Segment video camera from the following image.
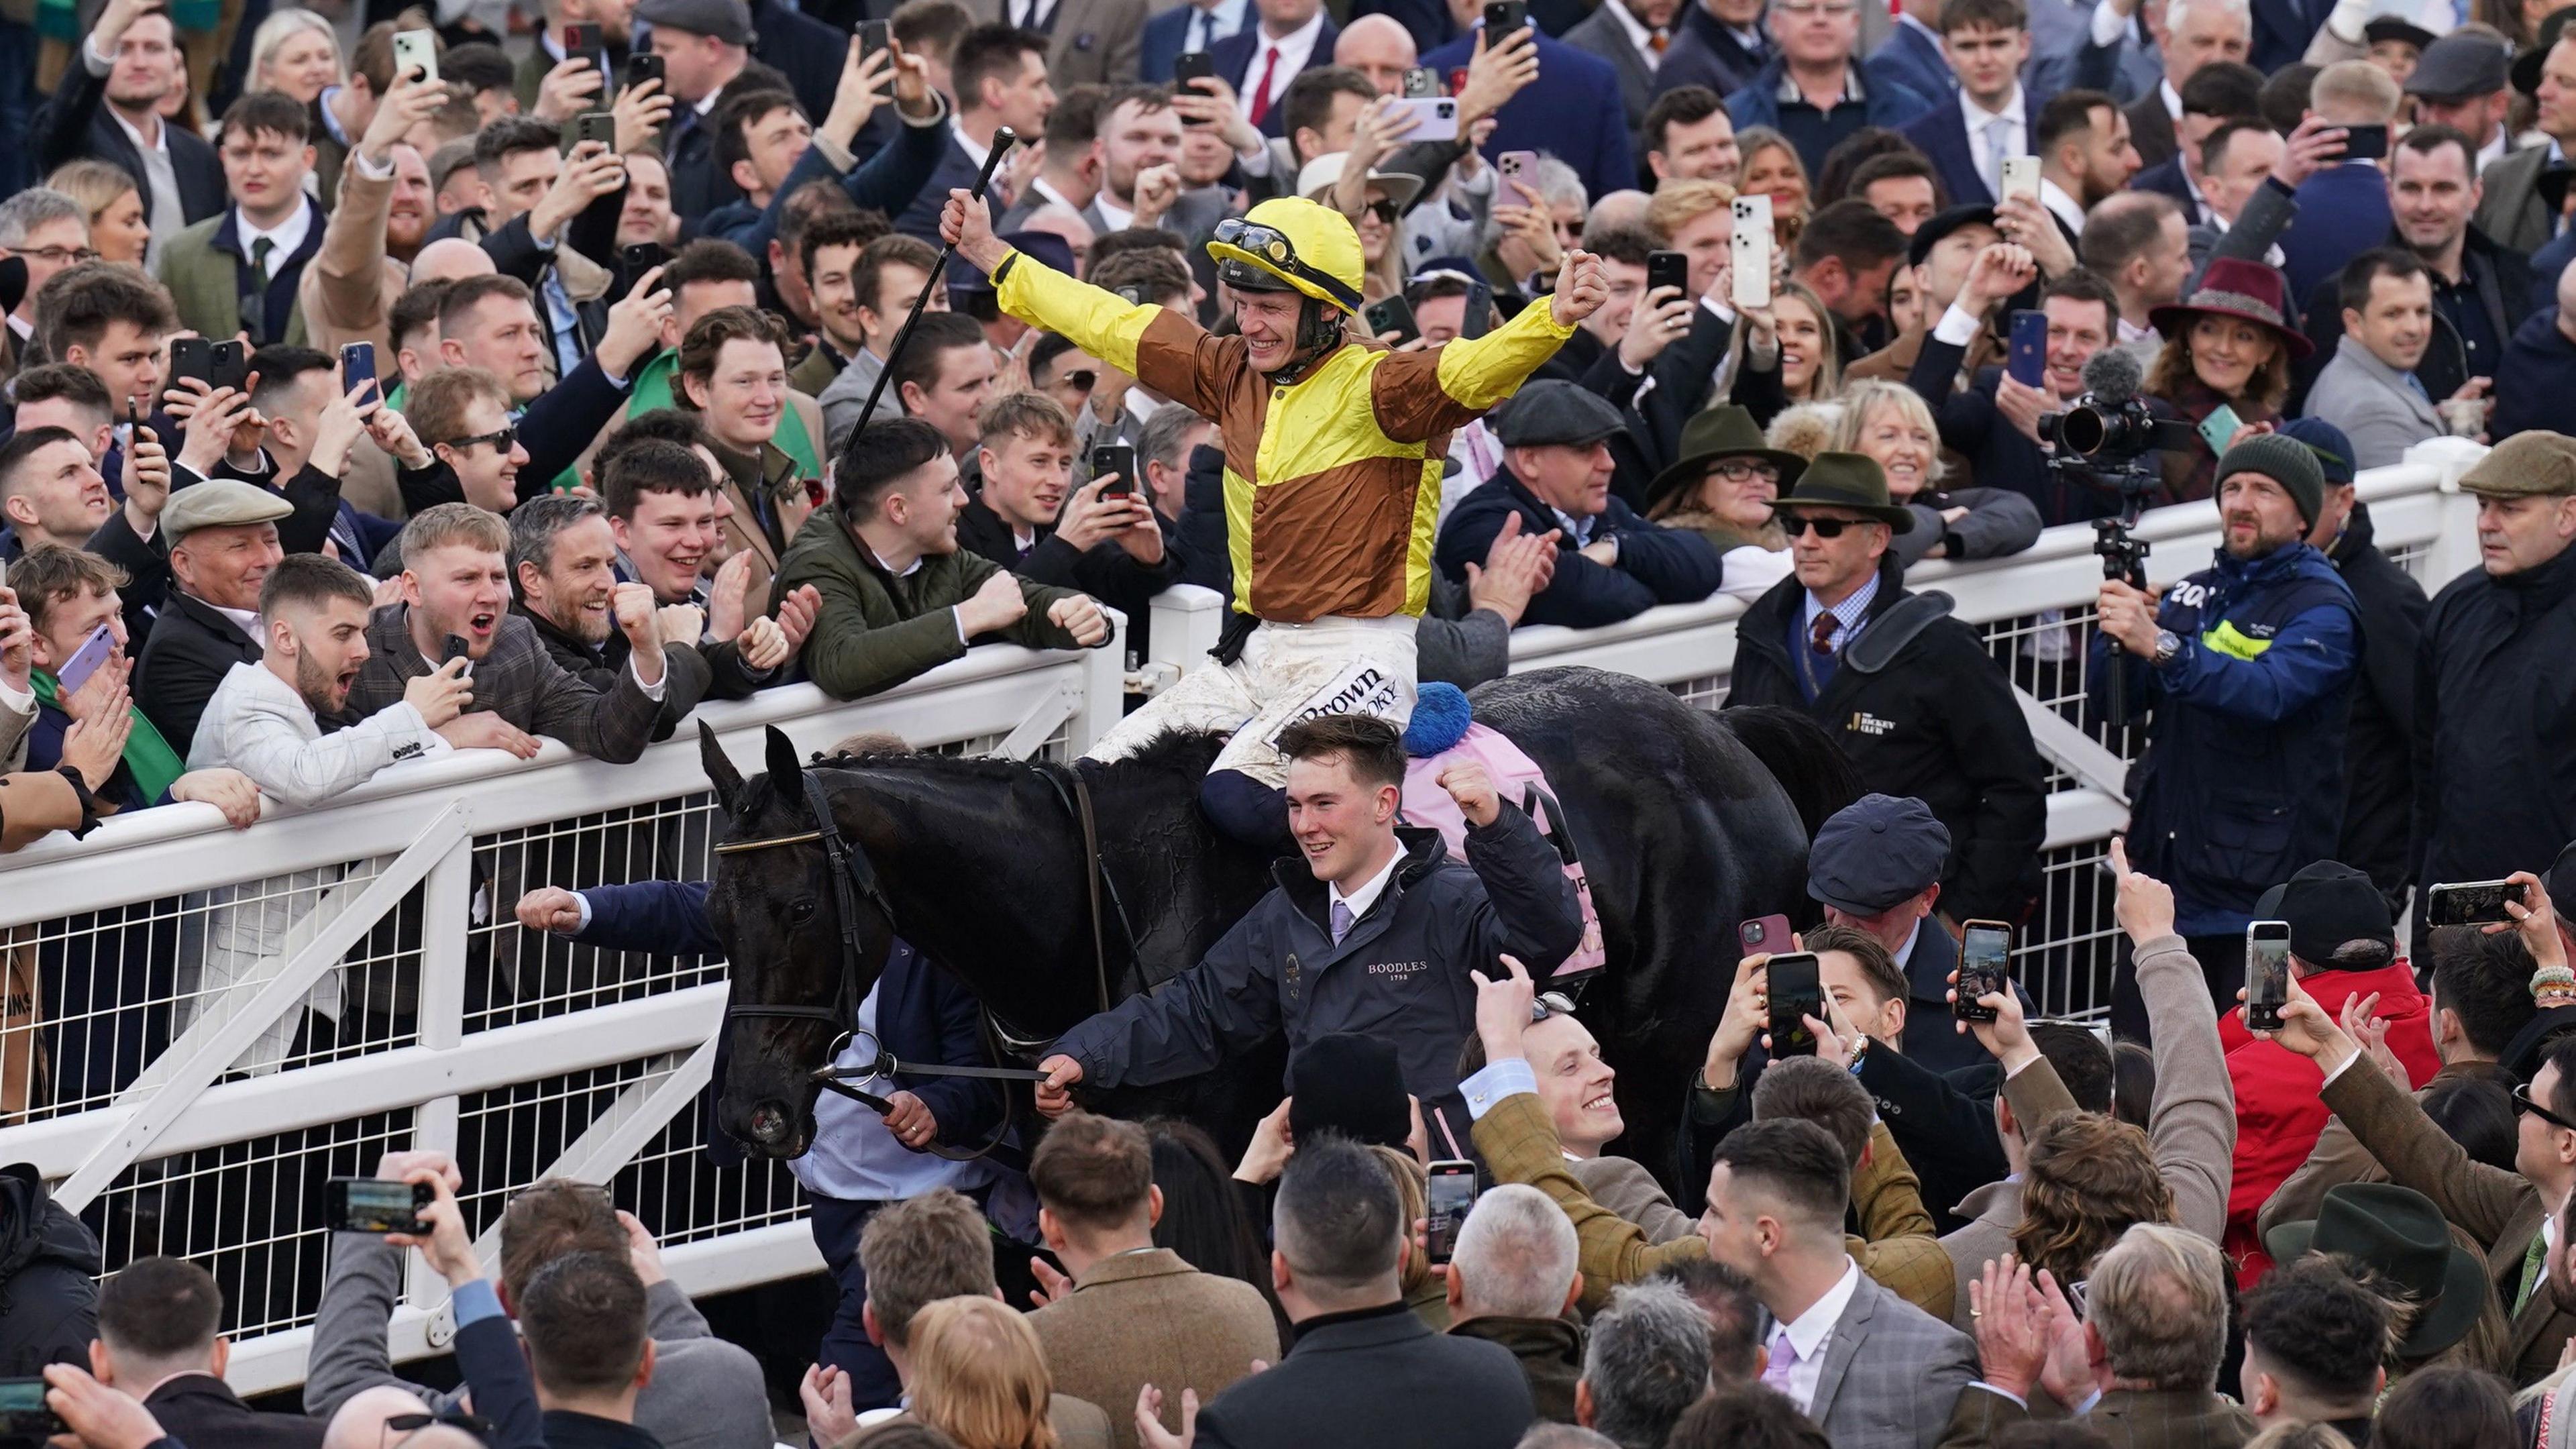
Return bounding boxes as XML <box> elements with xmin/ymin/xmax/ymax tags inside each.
<box><xmin>2037</xmin><ymin>348</ymin><xmax>2198</xmax><ymax>720</ymax></box>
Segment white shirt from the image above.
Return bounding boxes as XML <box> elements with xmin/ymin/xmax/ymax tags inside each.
<box><xmin>788</xmin><ymin>977</ymin><xmax>997</xmax><ymax>1202</ymax></box>
<box><xmin>953</xmin><ymin>119</ymin><xmax>994</xmax><ymax>173</ymax></box>
<box><xmin>2037</xmin><ymin>175</ymin><xmax>2087</xmax><ymax>237</ymax></box>
<box><xmin>1328</xmin><ymin>841</ymin><xmax>1405</xmax><ymax>926</ymax></box>
<box><xmin>2479</xmin><ymin>128</ymin><xmax>2510</xmax><ymax>172</ymax></box>
<box><xmin>1093</xmin><ymin>191</ymin><xmax>1136</xmax><ymax>230</ymax></box>
<box><xmin>1961</xmin><ymin>85</ymin><xmax>2027</xmax><ymax>198</ymax></box>
<box><xmin>1013</xmin><ymin>0</ymin><xmax>1055</xmax><ymax>28</ymax></box>
<box><xmin>1238</xmin><ymin>9</ymin><xmax>1326</xmax><ymax>104</ymax></box>
<box><xmin>1769</xmin><ymin>1259</ymin><xmax>1863</xmax><ymax>1415</ymax></box>
<box><xmin>98</xmin><ymin>75</ymin><xmax>183</xmax><ymax>266</ymax></box>
<box><xmin>1183</xmin><ymin>0</ymin><xmax>1250</xmax><ymax>52</ymax></box>
<box><xmin>1605</xmin><ymin>0</ymin><xmax>1666</xmax><ymax>69</ymax></box>
<box><xmin>236</xmin><ymin>196</ymin><xmax>316</xmax><ymax>273</ymax></box>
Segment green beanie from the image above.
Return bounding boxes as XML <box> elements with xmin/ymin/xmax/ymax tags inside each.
<box><xmin>2214</xmin><ymin>432</ymin><xmax>2326</xmax><ymax>528</ymax></box>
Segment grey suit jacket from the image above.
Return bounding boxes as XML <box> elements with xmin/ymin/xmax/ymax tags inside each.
<box><xmin>1561</xmin><ymin>6</ymin><xmax>1654</xmax><ymax>132</ymax></box>
<box><xmin>1939</xmin><ymin>1177</ymin><xmax>2020</xmax><ymax>1334</ymax></box>
<box><xmin>1810</xmin><ymin>1271</ymin><xmax>1980</xmax><ymax>1449</ymax></box>
<box><xmin>343</xmin><ymin>604</ymin><xmax>668</xmax><ymax>765</ymax></box>
<box><xmin>976</xmin><ymin>0</ymin><xmax>1148</xmax><ymax>86</ymax></box>
<box><xmin>2476</xmin><ymin>144</ymin><xmax>2554</xmax><ymax>260</ymax></box>
<box><xmin>304</xmin><ymin>1234</ymin><xmax>775</xmax><ymax>1449</ymax></box>
<box><xmin>2303</xmin><ymin>337</ymin><xmax>2444</xmax><ymax>469</ymax></box>
<box><xmin>1081</xmin><ymin>187</ymin><xmax>1232</xmax><ymax>246</ymax></box>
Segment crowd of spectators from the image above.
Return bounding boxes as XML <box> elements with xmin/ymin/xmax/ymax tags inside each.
<box><xmin>3</xmin><ymin>0</ymin><xmax>2576</xmax><ymax>1444</ymax></box>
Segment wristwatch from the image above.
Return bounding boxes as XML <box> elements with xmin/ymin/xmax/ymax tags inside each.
<box><xmin>2152</xmin><ymin>629</ymin><xmax>2184</xmax><ymax>667</ymax></box>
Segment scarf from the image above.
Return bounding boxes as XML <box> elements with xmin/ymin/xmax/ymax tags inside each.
<box><xmin>33</xmin><ymin>670</ymin><xmax>185</xmax><ymax>806</ymax></box>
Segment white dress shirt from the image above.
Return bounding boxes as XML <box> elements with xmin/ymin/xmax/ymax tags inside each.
<box><xmin>1769</xmin><ymin>1258</ymin><xmax>1863</xmax><ymax>1416</ymax></box>
<box><xmin>1328</xmin><ymin>841</ymin><xmax>1406</xmax><ymax>926</ymax></box>
<box><xmin>1961</xmin><ymin>85</ymin><xmax>2027</xmax><ymax>199</ymax></box>
<box><xmin>1093</xmin><ymin>191</ymin><xmax>1136</xmax><ymax>230</ymax></box>
<box><xmin>1605</xmin><ymin>0</ymin><xmax>1666</xmax><ymax>70</ymax></box>
<box><xmin>2037</xmin><ymin>175</ymin><xmax>2087</xmax><ymax>237</ymax></box>
<box><xmin>953</xmin><ymin>119</ymin><xmax>994</xmax><ymax>172</ymax></box>
<box><xmin>1238</xmin><ymin>9</ymin><xmax>1326</xmax><ymax>106</ymax></box>
<box><xmin>1183</xmin><ymin>0</ymin><xmax>1250</xmax><ymax>52</ymax></box>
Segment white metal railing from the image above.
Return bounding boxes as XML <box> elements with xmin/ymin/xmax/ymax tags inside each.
<box><xmin>0</xmin><ymin>436</ymin><xmax>2490</xmax><ymax>1395</ymax></box>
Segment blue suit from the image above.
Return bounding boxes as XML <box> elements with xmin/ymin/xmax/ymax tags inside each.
<box><xmin>700</xmin><ymin>103</ymin><xmax>952</xmax><ymax>252</ymax></box>
<box><xmin>2278</xmin><ymin>163</ymin><xmax>2394</xmax><ymax>312</ymax></box>
<box><xmin>1900</xmin><ymin>99</ymin><xmax>1991</xmax><ymax>205</ymax></box>
<box><xmin>2250</xmin><ymin>0</ymin><xmax>2335</xmax><ymax>74</ymax></box>
<box><xmin>894</xmin><ymin>131</ymin><xmax>989</xmax><ymax>241</ymax></box>
<box><xmin>1210</xmin><ymin>17</ymin><xmax>1342</xmax><ymax>138</ymax></box>
<box><xmin>1141</xmin><ymin>0</ymin><xmax>1249</xmax><ymax>80</ymax></box>
<box><xmin>1652</xmin><ymin>5</ymin><xmax>1768</xmax><ymax>101</ymax></box>
<box><xmin>1424</xmin><ymin>27</ymin><xmax>1635</xmax><ymax>206</ymax></box>
<box><xmin>1866</xmin><ymin>20</ymin><xmax>1955</xmax><ymax>108</ymax></box>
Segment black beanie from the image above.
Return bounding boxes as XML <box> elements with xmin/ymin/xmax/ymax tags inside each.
<box><xmin>1287</xmin><ymin>1033</ymin><xmax>1411</xmax><ymax>1148</ymax></box>
<box><xmin>2215</xmin><ymin>432</ymin><xmax>2328</xmax><ymax>528</ymax></box>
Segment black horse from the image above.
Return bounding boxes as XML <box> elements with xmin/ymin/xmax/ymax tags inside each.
<box><xmin>700</xmin><ymin>666</ymin><xmax>1858</xmax><ymax>1189</ymax></box>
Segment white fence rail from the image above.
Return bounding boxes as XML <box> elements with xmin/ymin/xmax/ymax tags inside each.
<box><xmin>0</xmin><ymin>437</ymin><xmax>2490</xmax><ymax>1395</ymax></box>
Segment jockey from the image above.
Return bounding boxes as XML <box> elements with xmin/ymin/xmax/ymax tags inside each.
<box><xmin>937</xmin><ymin>187</ymin><xmax>1608</xmax><ymax>846</ymax></box>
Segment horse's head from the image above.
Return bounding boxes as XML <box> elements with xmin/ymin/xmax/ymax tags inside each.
<box><xmin>702</xmin><ymin>724</ymin><xmax>894</xmax><ymax>1159</ymax></box>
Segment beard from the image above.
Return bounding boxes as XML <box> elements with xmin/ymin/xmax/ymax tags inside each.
<box><xmin>292</xmin><ymin>647</ymin><xmax>350</xmax><ymax>714</ymax></box>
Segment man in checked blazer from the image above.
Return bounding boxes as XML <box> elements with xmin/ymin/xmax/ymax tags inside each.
<box><xmin>1026</xmin><ymin>1112</ymin><xmax>1280</xmax><ymax>1449</ymax></box>
<box><xmin>341</xmin><ymin>504</ymin><xmax>674</xmax><ymax>765</ymax></box>
<box><xmin>1460</xmin><ymin>966</ymin><xmax>1976</xmax><ymax>1449</ymax></box>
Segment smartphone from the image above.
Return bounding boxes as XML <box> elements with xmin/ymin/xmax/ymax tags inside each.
<box><xmin>1091</xmin><ymin>444</ymin><xmax>1136</xmax><ymax>498</ymax></box>
<box><xmin>1957</xmin><ymin>920</ymin><xmax>2012</xmax><ymax>1024</ymax></box>
<box><xmin>392</xmin><ymin>28</ymin><xmax>438</xmax><ymax>85</ymax></box>
<box><xmin>1401</xmin><ymin>66</ymin><xmax>1441</xmax><ymax>97</ymax></box>
<box><xmin>1391</xmin><ymin>95</ymin><xmax>1458</xmax><ymax>142</ymax></box>
<box><xmin>1364</xmin><ymin>295</ymin><xmax>1417</xmax><ymax>344</ymax></box>
<box><xmin>1425</xmin><ymin>1160</ymin><xmax>1477</xmax><ymax>1265</ymax></box>
<box><xmin>52</xmin><ymin>621</ymin><xmax>114</xmax><ymax>696</ymax></box>
<box><xmin>2000</xmin><ymin>154</ymin><xmax>2041</xmax><ymax>205</ymax></box>
<box><xmin>2196</xmin><ymin>401</ymin><xmax>2244</xmax><ymax>454</ymax></box>
<box><xmin>207</xmin><ymin>339</ymin><xmax>250</xmax><ymax>394</ymax></box>
<box><xmin>1646</xmin><ymin>250</ymin><xmax>1690</xmax><ymax>298</ymax></box>
<box><xmin>2245</xmin><ymin>920</ymin><xmax>2291</xmax><ymax>1032</ymax></box>
<box><xmin>1737</xmin><ymin>914</ymin><xmax>1792</xmax><ymax>954</ymax></box>
<box><xmin>1497</xmin><ymin>149</ymin><xmax>1538</xmax><ymax>184</ymax></box>
<box><xmin>1767</xmin><ymin>952</ymin><xmax>1822</xmax><ymax>1057</ymax></box>
<box><xmin>168</xmin><ymin>335</ymin><xmax>213</xmax><ymax>389</ymax></box>
<box><xmin>858</xmin><ymin>18</ymin><xmax>891</xmax><ymax>61</ymax></box>
<box><xmin>441</xmin><ymin>634</ymin><xmax>472</xmax><ymax>665</ymax></box>
<box><xmin>1731</xmin><ymin>195</ymin><xmax>1772</xmax><ymax>310</ymax></box>
<box><xmin>1460</xmin><ymin>279</ymin><xmax>1491</xmax><ymax>340</ymax></box>
<box><xmin>562</xmin><ymin>110</ymin><xmax>615</xmax><ymax>154</ymax></box>
<box><xmin>623</xmin><ymin>51</ymin><xmax>664</xmax><ymax>91</ymax></box>
<box><xmin>325</xmin><ymin>1177</ymin><xmax>434</xmax><ymax>1235</ymax></box>
<box><xmin>1174</xmin><ymin>50</ymin><xmax>1216</xmax><ymax>88</ymax></box>
<box><xmin>2426</xmin><ymin>879</ymin><xmax>2530</xmax><ymax>926</ymax></box>
<box><xmin>2340</xmin><ymin>123</ymin><xmax>2390</xmax><ymax>160</ymax></box>
<box><xmin>563</xmin><ymin>21</ymin><xmax>602</xmax><ymax>63</ymax></box>
<box><xmin>2008</xmin><ymin>309</ymin><xmax>2047</xmax><ymax>388</ymax></box>
<box><xmin>621</xmin><ymin>242</ymin><xmax>668</xmax><ymax>278</ymax></box>
<box><xmin>1484</xmin><ymin>0</ymin><xmax>1527</xmax><ymax>34</ymax></box>
<box><xmin>0</xmin><ymin>1379</ymin><xmax>64</xmax><ymax>1441</ymax></box>
<box><xmin>340</xmin><ymin>341</ymin><xmax>377</xmax><ymax>403</ymax></box>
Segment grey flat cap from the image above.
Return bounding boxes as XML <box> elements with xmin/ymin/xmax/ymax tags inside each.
<box><xmin>162</xmin><ymin>479</ymin><xmax>292</xmax><ymax>541</ymax></box>
<box><xmin>1491</xmin><ymin>380</ymin><xmax>1625</xmax><ymax>449</ymax></box>
<box><xmin>635</xmin><ymin>0</ymin><xmax>754</xmax><ymax>44</ymax></box>
<box><xmin>1807</xmin><ymin>794</ymin><xmax>1952</xmax><ymax>914</ymax></box>
<box><xmin>2408</xmin><ymin>32</ymin><xmax>2508</xmax><ymax>99</ymax></box>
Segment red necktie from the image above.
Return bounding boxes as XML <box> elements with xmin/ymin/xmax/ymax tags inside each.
<box><xmin>1247</xmin><ymin>44</ymin><xmax>1282</xmax><ymax>127</ymax></box>
<box><xmin>1811</xmin><ymin>611</ymin><xmax>1839</xmax><ymax>656</ymax></box>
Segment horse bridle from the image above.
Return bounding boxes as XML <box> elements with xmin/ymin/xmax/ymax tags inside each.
<box><xmin>710</xmin><ymin>767</ymin><xmax>1079</xmax><ymax>1166</ymax></box>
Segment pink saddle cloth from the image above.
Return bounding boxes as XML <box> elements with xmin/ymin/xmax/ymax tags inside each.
<box><xmin>1399</xmin><ymin>723</ymin><xmax>1608</xmax><ymax>983</ymax></box>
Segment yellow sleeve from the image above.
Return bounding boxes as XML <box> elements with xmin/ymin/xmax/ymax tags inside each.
<box><xmin>1367</xmin><ymin>296</ymin><xmax>1576</xmax><ymax>443</ymax></box>
<box><xmin>993</xmin><ymin>250</ymin><xmax>1226</xmax><ymax>415</ymax></box>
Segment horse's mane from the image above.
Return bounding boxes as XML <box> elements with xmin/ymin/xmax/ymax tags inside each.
<box><xmin>739</xmin><ymin>729</ymin><xmax>1232</xmax><ymax>814</ymax></box>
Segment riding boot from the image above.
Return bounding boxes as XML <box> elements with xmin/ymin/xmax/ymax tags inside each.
<box><xmin>1200</xmin><ymin>769</ymin><xmax>1293</xmax><ymax>853</ymax></box>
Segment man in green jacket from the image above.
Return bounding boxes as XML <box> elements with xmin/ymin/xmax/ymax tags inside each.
<box><xmin>775</xmin><ymin>416</ymin><xmax>1112</xmax><ymax>699</ymax></box>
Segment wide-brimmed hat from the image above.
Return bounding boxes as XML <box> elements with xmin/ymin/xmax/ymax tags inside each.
<box><xmin>2516</xmin><ymin>5</ymin><xmax>2576</xmax><ymax>93</ymax></box>
<box><xmin>2148</xmin><ymin>257</ymin><xmax>2314</xmax><ymax>361</ymax></box>
<box><xmin>1767</xmin><ymin>452</ymin><xmax>1914</xmax><ymax>533</ymax></box>
<box><xmin>2265</xmin><ymin>1183</ymin><xmax>2489</xmax><ymax>1358</ymax></box>
<box><xmin>1295</xmin><ymin>150</ymin><xmax>1425</xmax><ymax>211</ymax></box>
<box><xmin>1646</xmin><ymin>405</ymin><xmax>1809</xmax><ymax>512</ymax></box>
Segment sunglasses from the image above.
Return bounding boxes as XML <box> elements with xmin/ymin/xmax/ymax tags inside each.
<box><xmin>1529</xmin><ymin>990</ymin><xmax>1576</xmax><ymax>1022</ymax></box>
<box><xmin>1366</xmin><ymin>200</ymin><xmax>1400</xmax><ymax>224</ymax></box>
<box><xmin>2518</xmin><ymin>1082</ymin><xmax>2576</xmax><ymax>1132</ymax></box>
<box><xmin>1783</xmin><ymin>515</ymin><xmax>1872</xmax><ymax>538</ymax></box>
<box><xmin>444</xmin><ymin>426</ymin><xmax>519</xmax><ymax>453</ymax></box>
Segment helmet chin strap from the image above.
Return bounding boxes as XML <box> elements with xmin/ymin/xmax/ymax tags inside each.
<box><xmin>1257</xmin><ymin>296</ymin><xmax>1346</xmax><ymax>385</ymax></box>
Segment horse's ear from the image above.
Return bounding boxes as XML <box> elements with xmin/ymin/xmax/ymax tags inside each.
<box><xmin>700</xmin><ymin>722</ymin><xmax>745</xmax><ymax>816</ymax></box>
<box><xmin>765</xmin><ymin>725</ymin><xmax>804</xmax><ymax>790</ymax></box>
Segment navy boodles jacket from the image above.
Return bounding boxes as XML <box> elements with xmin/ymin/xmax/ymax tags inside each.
<box><xmin>2090</xmin><ymin>542</ymin><xmax>2361</xmax><ymax>935</ymax></box>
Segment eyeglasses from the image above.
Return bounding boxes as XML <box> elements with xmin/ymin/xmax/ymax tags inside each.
<box><xmin>443</xmin><ymin>427</ymin><xmax>519</xmax><ymax>453</ymax></box>
<box><xmin>2516</xmin><ymin>1082</ymin><xmax>2576</xmax><ymax>1132</ymax></box>
<box><xmin>1529</xmin><ymin>990</ymin><xmax>1576</xmax><ymax>1022</ymax></box>
<box><xmin>12</xmin><ymin>246</ymin><xmax>98</xmax><ymax>266</ymax></box>
<box><xmin>1711</xmin><ymin>460</ymin><xmax>1780</xmax><ymax>484</ymax></box>
<box><xmin>1783</xmin><ymin>515</ymin><xmax>1871</xmax><ymax>538</ymax></box>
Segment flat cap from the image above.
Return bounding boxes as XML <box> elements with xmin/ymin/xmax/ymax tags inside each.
<box><xmin>162</xmin><ymin>478</ymin><xmax>292</xmax><ymax>540</ymax></box>
<box><xmin>1492</xmin><ymin>380</ymin><xmax>1626</xmax><ymax>449</ymax></box>
<box><xmin>2459</xmin><ymin>431</ymin><xmax>2576</xmax><ymax>497</ymax></box>
<box><xmin>635</xmin><ymin>0</ymin><xmax>754</xmax><ymax>44</ymax></box>
<box><xmin>2408</xmin><ymin>31</ymin><xmax>2510</xmax><ymax>97</ymax></box>
<box><xmin>1808</xmin><ymin>794</ymin><xmax>1951</xmax><ymax>915</ymax></box>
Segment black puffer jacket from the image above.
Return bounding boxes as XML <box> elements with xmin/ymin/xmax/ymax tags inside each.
<box><xmin>2414</xmin><ymin>535</ymin><xmax>2576</xmax><ymax>894</ymax></box>
<box><xmin>2326</xmin><ymin>504</ymin><xmax>2428</xmax><ymax>916</ymax></box>
<box><xmin>0</xmin><ymin>1163</ymin><xmax>100</xmax><ymax>1375</ymax></box>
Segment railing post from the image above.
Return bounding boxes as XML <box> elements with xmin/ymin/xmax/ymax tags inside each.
<box><xmin>1067</xmin><ymin>609</ymin><xmax>1128</xmax><ymax>755</ymax></box>
<box><xmin>2404</xmin><ymin>437</ymin><xmax>2490</xmax><ymax>595</ymax></box>
<box><xmin>406</xmin><ymin>833</ymin><xmax>474</xmax><ymax>1318</ymax></box>
<box><xmin>1148</xmin><ymin>585</ymin><xmax>1226</xmax><ymax>676</ymax></box>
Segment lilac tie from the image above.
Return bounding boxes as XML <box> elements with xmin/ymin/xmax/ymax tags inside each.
<box><xmin>1330</xmin><ymin>899</ymin><xmax>1354</xmax><ymax>944</ymax></box>
<box><xmin>1762</xmin><ymin>1331</ymin><xmax>1800</xmax><ymax>1395</ymax></box>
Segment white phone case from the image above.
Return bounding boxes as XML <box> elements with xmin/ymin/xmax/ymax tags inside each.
<box><xmin>1731</xmin><ymin>195</ymin><xmax>1772</xmax><ymax>310</ymax></box>
<box><xmin>393</xmin><ymin>30</ymin><xmax>439</xmax><ymax>84</ymax></box>
<box><xmin>2000</xmin><ymin>155</ymin><xmax>2040</xmax><ymax>205</ymax></box>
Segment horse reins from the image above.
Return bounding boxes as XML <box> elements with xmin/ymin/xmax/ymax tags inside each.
<box><xmin>710</xmin><ymin>761</ymin><xmax>1129</xmax><ymax>1165</ymax></box>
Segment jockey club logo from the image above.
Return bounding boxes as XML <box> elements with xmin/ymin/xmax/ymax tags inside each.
<box><xmin>1847</xmin><ymin>711</ymin><xmax>1895</xmax><ymax>737</ymax></box>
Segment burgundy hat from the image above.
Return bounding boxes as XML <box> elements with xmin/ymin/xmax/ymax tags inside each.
<box><xmin>2147</xmin><ymin>257</ymin><xmax>2314</xmax><ymax>361</ymax></box>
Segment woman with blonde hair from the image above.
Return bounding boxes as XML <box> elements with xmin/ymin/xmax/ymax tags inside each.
<box><xmin>1734</xmin><ymin>128</ymin><xmax>1811</xmax><ymax>247</ymax></box>
<box><xmin>1830</xmin><ymin>379</ymin><xmax>2040</xmax><ymax>564</ymax></box>
<box><xmin>248</xmin><ymin>8</ymin><xmax>343</xmax><ymax>104</ymax></box>
<box><xmin>44</xmin><ymin>162</ymin><xmax>149</xmax><ymax>267</ymax></box>
<box><xmin>1301</xmin><ymin>154</ymin><xmax>1415</xmax><ymax>305</ymax></box>
<box><xmin>906</xmin><ymin>1297</ymin><xmax>1066</xmax><ymax>1449</ymax></box>
<box><xmin>1723</xmin><ymin>280</ymin><xmax>1841</xmax><ymax>418</ymax></box>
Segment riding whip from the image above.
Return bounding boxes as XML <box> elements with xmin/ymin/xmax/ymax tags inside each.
<box><xmin>848</xmin><ymin>127</ymin><xmax>1020</xmax><ymax>439</ymax></box>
